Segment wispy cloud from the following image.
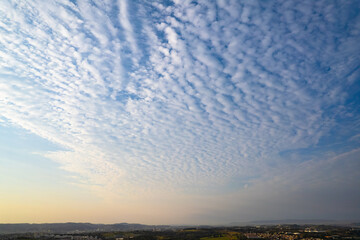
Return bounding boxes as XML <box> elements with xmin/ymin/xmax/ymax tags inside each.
<box><xmin>0</xmin><ymin>0</ymin><xmax>359</xmax><ymax>219</ymax></box>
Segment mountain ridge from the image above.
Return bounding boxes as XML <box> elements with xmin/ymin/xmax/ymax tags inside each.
<box><xmin>0</xmin><ymin>222</ymin><xmax>169</xmax><ymax>234</ymax></box>
<box><xmin>1</xmin><ymin>220</ymin><xmax>359</xmax><ymax>234</ymax></box>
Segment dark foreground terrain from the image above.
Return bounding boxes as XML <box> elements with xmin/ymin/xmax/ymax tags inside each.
<box><xmin>1</xmin><ymin>224</ymin><xmax>360</xmax><ymax>240</ymax></box>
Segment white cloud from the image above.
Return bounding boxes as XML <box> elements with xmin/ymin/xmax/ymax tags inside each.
<box><xmin>0</xmin><ymin>0</ymin><xmax>359</xmax><ymax>218</ymax></box>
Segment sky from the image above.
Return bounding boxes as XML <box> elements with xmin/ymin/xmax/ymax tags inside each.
<box><xmin>0</xmin><ymin>0</ymin><xmax>360</xmax><ymax>225</ymax></box>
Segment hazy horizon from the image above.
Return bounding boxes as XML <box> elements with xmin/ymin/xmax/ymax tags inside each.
<box><xmin>1</xmin><ymin>218</ymin><xmax>360</xmax><ymax>225</ymax></box>
<box><xmin>0</xmin><ymin>0</ymin><xmax>359</xmax><ymax>225</ymax></box>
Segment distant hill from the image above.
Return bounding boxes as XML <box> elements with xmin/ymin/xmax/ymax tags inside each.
<box><xmin>228</xmin><ymin>219</ymin><xmax>359</xmax><ymax>226</ymax></box>
<box><xmin>0</xmin><ymin>222</ymin><xmax>170</xmax><ymax>234</ymax></box>
<box><xmin>2</xmin><ymin>220</ymin><xmax>359</xmax><ymax>234</ymax></box>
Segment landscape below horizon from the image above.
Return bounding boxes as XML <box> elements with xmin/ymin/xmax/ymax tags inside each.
<box><xmin>1</xmin><ymin>220</ymin><xmax>360</xmax><ymax>235</ymax></box>
<box><xmin>0</xmin><ymin>0</ymin><xmax>360</xmax><ymax>225</ymax></box>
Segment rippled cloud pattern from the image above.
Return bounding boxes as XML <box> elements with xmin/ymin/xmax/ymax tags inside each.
<box><xmin>1</xmin><ymin>0</ymin><xmax>360</xmax><ymax>218</ymax></box>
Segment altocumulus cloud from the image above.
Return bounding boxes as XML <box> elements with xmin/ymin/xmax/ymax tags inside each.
<box><xmin>0</xmin><ymin>0</ymin><xmax>360</xmax><ymax>220</ymax></box>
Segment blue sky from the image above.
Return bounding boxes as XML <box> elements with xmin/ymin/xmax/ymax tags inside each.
<box><xmin>0</xmin><ymin>0</ymin><xmax>360</xmax><ymax>224</ymax></box>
